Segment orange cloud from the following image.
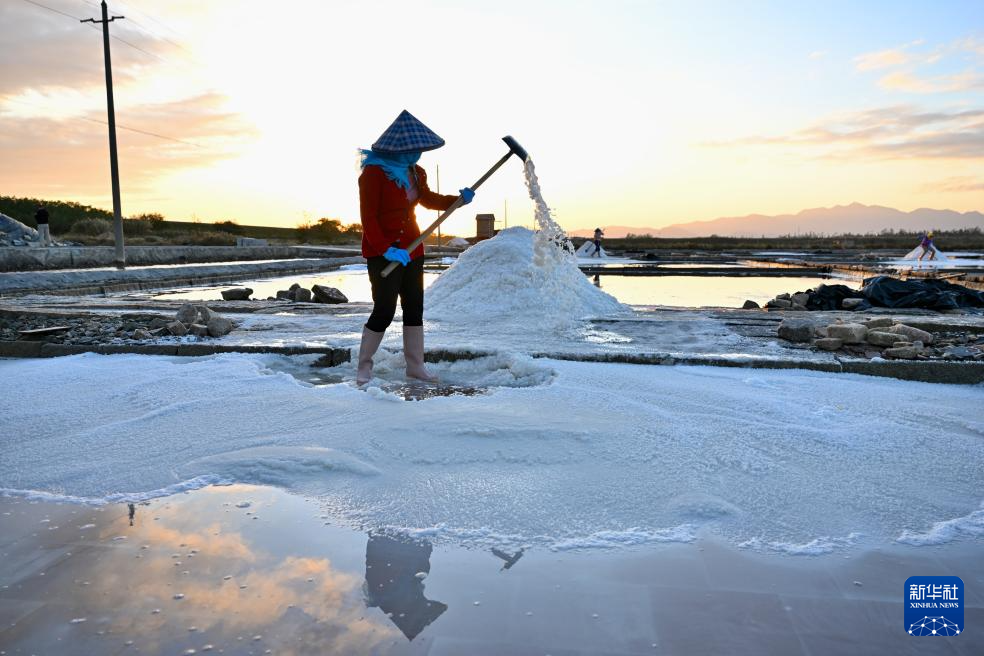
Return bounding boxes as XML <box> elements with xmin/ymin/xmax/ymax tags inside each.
<box><xmin>0</xmin><ymin>92</ymin><xmax>256</xmax><ymax>197</ymax></box>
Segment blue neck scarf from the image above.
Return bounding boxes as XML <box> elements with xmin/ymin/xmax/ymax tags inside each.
<box><xmin>360</xmin><ymin>149</ymin><xmax>421</xmax><ymax>190</ymax></box>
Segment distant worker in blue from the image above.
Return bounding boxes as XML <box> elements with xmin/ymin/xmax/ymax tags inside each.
<box><xmin>591</xmin><ymin>227</ymin><xmax>604</xmax><ymax>257</ymax></box>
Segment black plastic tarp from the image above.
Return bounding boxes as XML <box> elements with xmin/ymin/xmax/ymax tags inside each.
<box><xmin>803</xmin><ymin>276</ymin><xmax>984</xmax><ymax>311</ymax></box>
<box><xmin>860</xmin><ymin>275</ymin><xmax>984</xmax><ymax>311</ymax></box>
<box><xmin>805</xmin><ymin>284</ymin><xmax>865</xmax><ymax>311</ymax></box>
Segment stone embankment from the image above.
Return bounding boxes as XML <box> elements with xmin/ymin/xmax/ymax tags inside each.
<box><xmin>0</xmin><ymin>305</ymin><xmax>350</xmax><ymax>364</ymax></box>
<box><xmin>778</xmin><ymin>316</ymin><xmax>984</xmax><ymax>361</ymax></box>
<box><xmin>0</xmin><ymin>245</ymin><xmax>360</xmax><ymax>272</ymax></box>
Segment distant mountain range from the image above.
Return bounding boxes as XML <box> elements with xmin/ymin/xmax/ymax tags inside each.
<box><xmin>570</xmin><ymin>203</ymin><xmax>984</xmax><ymax>238</ymax></box>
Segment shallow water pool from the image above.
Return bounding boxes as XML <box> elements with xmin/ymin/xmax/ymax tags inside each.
<box><xmin>589</xmin><ymin>274</ymin><xmax>855</xmax><ymax>307</ymax></box>
<box><xmin>153</xmin><ymin>270</ymin><xmax>854</xmax><ymax>309</ymax></box>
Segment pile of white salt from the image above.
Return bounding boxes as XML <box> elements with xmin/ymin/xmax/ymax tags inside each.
<box><xmin>427</xmin><ymin>159</ymin><xmax>624</xmax><ymax>324</ymax></box>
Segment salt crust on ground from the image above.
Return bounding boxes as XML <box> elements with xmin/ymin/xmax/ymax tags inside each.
<box><xmin>1</xmin><ymin>353</ymin><xmax>983</xmax><ymax>554</ymax></box>
<box><xmin>427</xmin><ymin>227</ymin><xmax>625</xmax><ymax>324</ymax></box>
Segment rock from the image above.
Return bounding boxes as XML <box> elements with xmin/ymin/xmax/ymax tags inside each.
<box><xmin>276</xmin><ymin>290</ymin><xmax>292</xmax><ymax>300</ymax></box>
<box><xmin>132</xmin><ymin>329</ymin><xmax>153</xmax><ymax>340</ymax></box>
<box><xmin>195</xmin><ymin>306</ymin><xmax>215</xmax><ymax>323</ymax></box>
<box><xmin>741</xmin><ymin>299</ymin><xmax>760</xmax><ymax>310</ymax></box>
<box><xmin>166</xmin><ymin>321</ymin><xmax>188</xmax><ymax>336</ymax></box>
<box><xmin>943</xmin><ymin>346</ymin><xmax>975</xmax><ymax>360</ymax></box>
<box><xmin>221</xmin><ymin>287</ymin><xmax>253</xmax><ymax>301</ymax></box>
<box><xmin>814</xmin><ymin>325</ymin><xmax>829</xmax><ymax>338</ymax></box>
<box><xmin>827</xmin><ymin>323</ymin><xmax>867</xmax><ymax>344</ymax></box>
<box><xmin>176</xmin><ymin>304</ymin><xmax>198</xmax><ymax>325</ymax></box>
<box><xmin>206</xmin><ymin>316</ymin><xmax>234</xmax><ymax>337</ymax></box>
<box><xmin>866</xmin><ymin>331</ymin><xmax>898</xmax><ymax>347</ymax></box>
<box><xmin>788</xmin><ymin>303</ymin><xmax>807</xmax><ymax>312</ymax></box>
<box><xmin>864</xmin><ymin>317</ymin><xmax>894</xmax><ymax>329</ymax></box>
<box><xmin>311</xmin><ymin>285</ymin><xmax>348</xmax><ymax>304</ymax></box>
<box><xmin>791</xmin><ymin>293</ymin><xmax>810</xmax><ymax>307</ymax></box>
<box><xmin>841</xmin><ymin>298</ymin><xmax>865</xmax><ymax>310</ymax></box>
<box><xmin>814</xmin><ymin>337</ymin><xmax>843</xmax><ymax>351</ymax></box>
<box><xmin>884</xmin><ymin>346</ymin><xmax>920</xmax><ymax>359</ymax></box>
<box><xmin>778</xmin><ymin>318</ymin><xmax>815</xmax><ymax>343</ymax></box>
<box><xmin>289</xmin><ymin>283</ymin><xmax>301</xmax><ymax>291</ymax></box>
<box><xmin>189</xmin><ymin>323</ymin><xmax>209</xmax><ymax>337</ymax></box>
<box><xmin>776</xmin><ymin>293</ymin><xmax>791</xmax><ymax>301</ymax></box>
<box><xmin>888</xmin><ymin>324</ymin><xmax>933</xmax><ymax>344</ymax></box>
<box><xmin>766</xmin><ymin>298</ymin><xmax>792</xmax><ymax>309</ymax></box>
<box><xmin>149</xmin><ymin>317</ymin><xmax>170</xmax><ymax>330</ymax></box>
<box><xmin>293</xmin><ymin>288</ymin><xmax>313</xmax><ymax>303</ymax></box>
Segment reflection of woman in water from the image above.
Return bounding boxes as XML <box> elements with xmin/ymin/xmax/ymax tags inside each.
<box><xmin>918</xmin><ymin>231</ymin><xmax>936</xmax><ymax>261</ymax></box>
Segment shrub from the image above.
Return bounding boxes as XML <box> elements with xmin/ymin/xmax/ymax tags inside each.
<box><xmin>131</xmin><ymin>212</ymin><xmax>165</xmax><ymax>223</ymax></box>
<box><xmin>71</xmin><ymin>218</ymin><xmax>113</xmax><ymax>235</ymax></box>
<box><xmin>122</xmin><ymin>219</ymin><xmax>152</xmax><ymax>235</ymax></box>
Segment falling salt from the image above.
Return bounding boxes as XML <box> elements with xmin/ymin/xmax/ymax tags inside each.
<box><xmin>523</xmin><ymin>158</ymin><xmax>575</xmax><ymax>266</ymax></box>
<box><xmin>70</xmin><ymin>618</ymin><xmax>87</xmax><ymax>624</ymax></box>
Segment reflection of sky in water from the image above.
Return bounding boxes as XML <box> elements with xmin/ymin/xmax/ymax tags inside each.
<box><xmin>154</xmin><ymin>269</ymin><xmax>854</xmax><ymax>309</ymax></box>
<box><xmin>3</xmin><ymin>486</ymin><xmax>981</xmax><ymax>654</ymax></box>
<box><xmin>0</xmin><ymin>486</ymin><xmax>402</xmax><ymax>654</ymax></box>
<box><xmin>153</xmin><ymin>269</ymin><xmax>441</xmax><ymax>304</ymax></box>
<box><xmin>590</xmin><ymin>275</ymin><xmax>855</xmax><ymax>307</ymax></box>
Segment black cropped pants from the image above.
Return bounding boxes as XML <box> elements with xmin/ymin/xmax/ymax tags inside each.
<box><xmin>365</xmin><ymin>255</ymin><xmax>424</xmax><ymax>331</ymax></box>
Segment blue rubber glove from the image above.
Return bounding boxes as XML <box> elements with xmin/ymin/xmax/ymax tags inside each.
<box><xmin>459</xmin><ymin>187</ymin><xmax>475</xmax><ymax>205</ymax></box>
<box><xmin>384</xmin><ymin>246</ymin><xmax>411</xmax><ymax>267</ymax></box>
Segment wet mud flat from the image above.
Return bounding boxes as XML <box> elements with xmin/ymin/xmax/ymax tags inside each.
<box><xmin>0</xmin><ymin>486</ymin><xmax>980</xmax><ymax>656</ymax></box>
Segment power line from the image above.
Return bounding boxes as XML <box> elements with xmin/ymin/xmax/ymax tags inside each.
<box><xmin>108</xmin><ymin>1</ymin><xmax>196</xmax><ymax>57</ymax></box>
<box><xmin>19</xmin><ymin>0</ymin><xmax>80</xmax><ymax>21</ymax></box>
<box><xmin>0</xmin><ymin>95</ymin><xmax>202</xmax><ymax>148</ymax></box>
<box><xmin>19</xmin><ymin>0</ymin><xmax>167</xmax><ymax>63</ymax></box>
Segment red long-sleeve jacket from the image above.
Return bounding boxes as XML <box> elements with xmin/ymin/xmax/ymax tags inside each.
<box><xmin>359</xmin><ymin>165</ymin><xmax>457</xmax><ymax>260</ymax></box>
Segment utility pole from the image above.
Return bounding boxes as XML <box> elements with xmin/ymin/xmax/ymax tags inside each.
<box><xmin>82</xmin><ymin>1</ymin><xmax>126</xmax><ymax>269</ymax></box>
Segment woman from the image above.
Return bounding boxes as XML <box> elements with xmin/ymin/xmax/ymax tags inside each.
<box><xmin>356</xmin><ymin>110</ymin><xmax>474</xmax><ymax>385</ymax></box>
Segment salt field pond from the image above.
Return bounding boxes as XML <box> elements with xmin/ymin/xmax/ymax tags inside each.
<box><xmin>151</xmin><ymin>264</ymin><xmax>851</xmax><ymax>309</ymax></box>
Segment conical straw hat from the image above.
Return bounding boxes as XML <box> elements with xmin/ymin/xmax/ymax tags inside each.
<box><xmin>371</xmin><ymin>110</ymin><xmax>445</xmax><ymax>154</ymax></box>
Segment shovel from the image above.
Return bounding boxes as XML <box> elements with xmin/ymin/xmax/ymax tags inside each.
<box><xmin>381</xmin><ymin>135</ymin><xmax>528</xmax><ymax>277</ymax></box>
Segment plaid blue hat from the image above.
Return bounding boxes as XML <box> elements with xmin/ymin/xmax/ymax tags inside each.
<box><xmin>371</xmin><ymin>110</ymin><xmax>445</xmax><ymax>154</ymax></box>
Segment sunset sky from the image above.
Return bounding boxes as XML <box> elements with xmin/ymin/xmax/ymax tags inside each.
<box><xmin>1</xmin><ymin>0</ymin><xmax>982</xmax><ymax>235</ymax></box>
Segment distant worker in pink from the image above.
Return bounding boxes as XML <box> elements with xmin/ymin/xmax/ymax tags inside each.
<box><xmin>917</xmin><ymin>231</ymin><xmax>937</xmax><ymax>261</ymax></box>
